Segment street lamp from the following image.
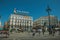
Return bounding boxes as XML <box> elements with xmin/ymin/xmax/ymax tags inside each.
<box><xmin>0</xmin><ymin>16</ymin><xmax>1</xmax><ymax>19</ymax></box>
<box><xmin>46</xmin><ymin>5</ymin><xmax>51</xmax><ymax>28</ymax></box>
<box><xmin>0</xmin><ymin>16</ymin><xmax>1</xmax><ymax>22</ymax></box>
<box><xmin>0</xmin><ymin>16</ymin><xmax>1</xmax><ymax>27</ymax></box>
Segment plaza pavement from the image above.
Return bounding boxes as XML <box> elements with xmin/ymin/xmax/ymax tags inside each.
<box><xmin>0</xmin><ymin>31</ymin><xmax>60</xmax><ymax>40</ymax></box>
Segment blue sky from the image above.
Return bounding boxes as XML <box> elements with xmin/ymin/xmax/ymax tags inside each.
<box><xmin>0</xmin><ymin>0</ymin><xmax>60</xmax><ymax>26</ymax></box>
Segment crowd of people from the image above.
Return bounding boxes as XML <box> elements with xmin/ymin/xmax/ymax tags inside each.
<box><xmin>32</xmin><ymin>25</ymin><xmax>60</xmax><ymax>36</ymax></box>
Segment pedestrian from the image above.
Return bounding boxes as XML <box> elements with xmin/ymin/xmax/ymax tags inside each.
<box><xmin>32</xmin><ymin>28</ymin><xmax>36</xmax><ymax>36</ymax></box>
<box><xmin>47</xmin><ymin>28</ymin><xmax>52</xmax><ymax>35</ymax></box>
<box><xmin>52</xmin><ymin>25</ymin><xmax>55</xmax><ymax>36</ymax></box>
<box><xmin>36</xmin><ymin>25</ymin><xmax>41</xmax><ymax>35</ymax></box>
<box><xmin>47</xmin><ymin>25</ymin><xmax>52</xmax><ymax>35</ymax></box>
<box><xmin>58</xmin><ymin>28</ymin><xmax>60</xmax><ymax>35</ymax></box>
<box><xmin>42</xmin><ymin>26</ymin><xmax>45</xmax><ymax>35</ymax></box>
<box><xmin>38</xmin><ymin>28</ymin><xmax>41</xmax><ymax>35</ymax></box>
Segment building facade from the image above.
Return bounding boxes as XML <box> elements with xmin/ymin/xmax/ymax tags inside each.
<box><xmin>4</xmin><ymin>21</ymin><xmax>9</xmax><ymax>30</ymax></box>
<box><xmin>8</xmin><ymin>9</ymin><xmax>33</xmax><ymax>32</ymax></box>
<box><xmin>0</xmin><ymin>20</ymin><xmax>3</xmax><ymax>30</ymax></box>
<box><xmin>34</xmin><ymin>15</ymin><xmax>58</xmax><ymax>27</ymax></box>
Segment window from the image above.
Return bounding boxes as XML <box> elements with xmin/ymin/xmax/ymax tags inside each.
<box><xmin>10</xmin><ymin>16</ymin><xmax>13</xmax><ymax>18</ymax></box>
<box><xmin>10</xmin><ymin>19</ymin><xmax>12</xmax><ymax>22</ymax></box>
<box><xmin>13</xmin><ymin>19</ymin><xmax>15</xmax><ymax>22</ymax></box>
<box><xmin>19</xmin><ymin>20</ymin><xmax>20</xmax><ymax>22</ymax></box>
<box><xmin>16</xmin><ymin>23</ymin><xmax>18</xmax><ymax>25</ymax></box>
<box><xmin>10</xmin><ymin>22</ymin><xmax>12</xmax><ymax>25</ymax></box>
<box><xmin>17</xmin><ymin>17</ymin><xmax>19</xmax><ymax>19</ymax></box>
<box><xmin>13</xmin><ymin>22</ymin><xmax>15</xmax><ymax>25</ymax></box>
<box><xmin>19</xmin><ymin>17</ymin><xmax>20</xmax><ymax>19</ymax></box>
<box><xmin>19</xmin><ymin>23</ymin><xmax>20</xmax><ymax>25</ymax></box>
<box><xmin>16</xmin><ymin>20</ymin><xmax>18</xmax><ymax>22</ymax></box>
<box><xmin>14</xmin><ymin>16</ymin><xmax>16</xmax><ymax>19</ymax></box>
<box><xmin>24</xmin><ymin>23</ymin><xmax>25</xmax><ymax>26</ymax></box>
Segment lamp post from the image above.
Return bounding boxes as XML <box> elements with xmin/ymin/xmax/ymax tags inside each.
<box><xmin>0</xmin><ymin>16</ymin><xmax>1</xmax><ymax>19</ymax></box>
<box><xmin>0</xmin><ymin>16</ymin><xmax>1</xmax><ymax>27</ymax></box>
<box><xmin>46</xmin><ymin>5</ymin><xmax>51</xmax><ymax>28</ymax></box>
<box><xmin>0</xmin><ymin>16</ymin><xmax>1</xmax><ymax>22</ymax></box>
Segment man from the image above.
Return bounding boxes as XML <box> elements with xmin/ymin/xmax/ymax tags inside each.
<box><xmin>38</xmin><ymin>28</ymin><xmax>41</xmax><ymax>35</ymax></box>
<box><xmin>51</xmin><ymin>25</ymin><xmax>55</xmax><ymax>36</ymax></box>
<box><xmin>42</xmin><ymin>26</ymin><xmax>45</xmax><ymax>35</ymax></box>
<box><xmin>32</xmin><ymin>27</ymin><xmax>36</xmax><ymax>36</ymax></box>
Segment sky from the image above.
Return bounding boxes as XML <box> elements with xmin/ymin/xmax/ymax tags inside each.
<box><xmin>0</xmin><ymin>0</ymin><xmax>60</xmax><ymax>26</ymax></box>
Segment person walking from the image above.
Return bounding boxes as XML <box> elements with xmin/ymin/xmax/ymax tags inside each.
<box><xmin>32</xmin><ymin>28</ymin><xmax>36</xmax><ymax>36</ymax></box>
<box><xmin>48</xmin><ymin>28</ymin><xmax>52</xmax><ymax>35</ymax></box>
<box><xmin>42</xmin><ymin>26</ymin><xmax>45</xmax><ymax>35</ymax></box>
<box><xmin>47</xmin><ymin>25</ymin><xmax>52</xmax><ymax>35</ymax></box>
<box><xmin>52</xmin><ymin>25</ymin><xmax>55</xmax><ymax>36</ymax></box>
<box><xmin>38</xmin><ymin>28</ymin><xmax>41</xmax><ymax>35</ymax></box>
